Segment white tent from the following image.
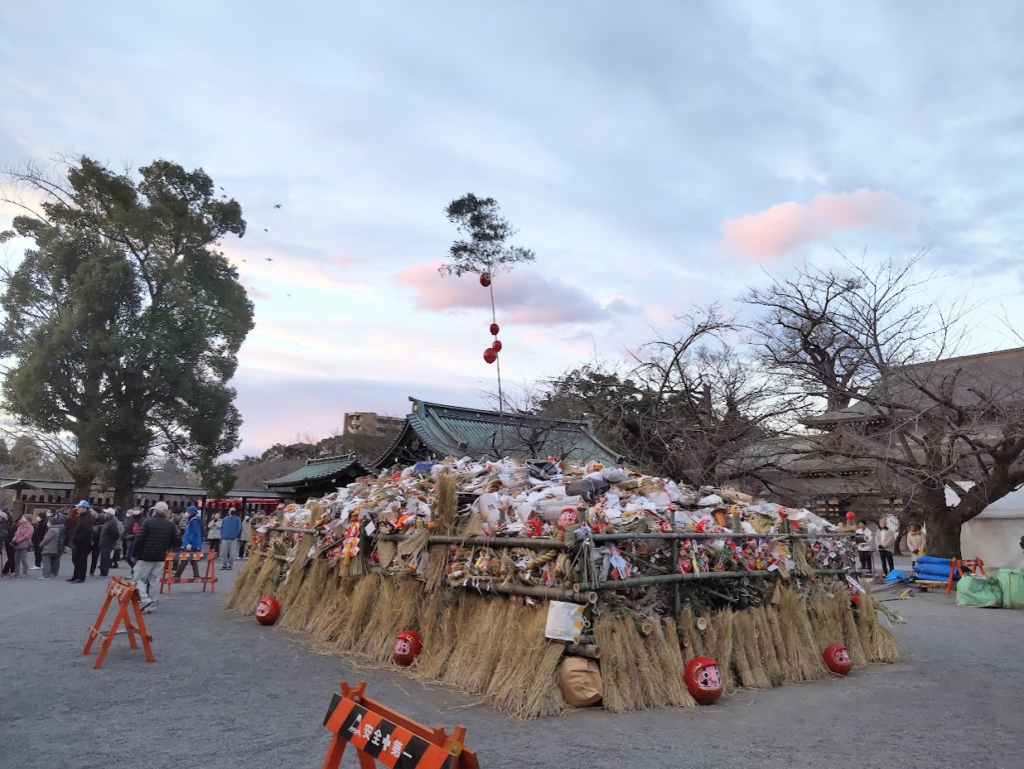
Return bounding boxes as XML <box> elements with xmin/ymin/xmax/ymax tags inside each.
<box><xmin>961</xmin><ymin>489</ymin><xmax>1024</xmax><ymax>569</ymax></box>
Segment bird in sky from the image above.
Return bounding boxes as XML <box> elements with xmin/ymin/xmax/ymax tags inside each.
<box><xmin>263</xmin><ymin>228</ymin><xmax>268</xmax><ymax>232</ymax></box>
<box><xmin>266</xmin><ymin>258</ymin><xmax>273</xmax><ymax>262</ymax></box>
<box><xmin>273</xmin><ymin>204</ymin><xmax>282</xmax><ymax>209</ymax></box>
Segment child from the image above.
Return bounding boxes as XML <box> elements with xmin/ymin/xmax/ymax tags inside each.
<box><xmin>906</xmin><ymin>523</ymin><xmax>926</xmax><ymax>571</ymax></box>
<box><xmin>11</xmin><ymin>515</ymin><xmax>35</xmax><ymax>577</ymax></box>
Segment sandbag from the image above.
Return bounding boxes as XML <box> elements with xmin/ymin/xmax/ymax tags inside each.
<box><xmin>956</xmin><ymin>575</ymin><xmax>1003</xmax><ymax>608</ymax></box>
<box><xmin>558</xmin><ymin>657</ymin><xmax>603</xmax><ymax>707</ymax></box>
<box><xmin>997</xmin><ymin>569</ymin><xmax>1024</xmax><ymax>609</ymax></box>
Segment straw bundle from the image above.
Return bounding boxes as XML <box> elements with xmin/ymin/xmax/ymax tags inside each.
<box><xmin>415</xmin><ymin>592</ymin><xmax>461</xmax><ymax>681</ymax></box>
<box><xmin>425</xmin><ymin>472</ymin><xmax>457</xmax><ymax>592</ymax></box>
<box><xmin>648</xmin><ymin>618</ymin><xmax>696</xmax><ymax>708</ymax></box>
<box><xmin>223</xmin><ymin>551</ymin><xmax>266</xmax><ymax>611</ymax></box>
<box><xmin>676</xmin><ymin>608</ymin><xmax>704</xmax><ymax>663</ymax></box>
<box><xmin>752</xmin><ymin>607</ymin><xmax>785</xmax><ymax>686</ymax></box>
<box><xmin>441</xmin><ymin>596</ymin><xmax>494</xmax><ymax>687</ymax></box>
<box><xmin>857</xmin><ymin>592</ymin><xmax>904</xmax><ymax>664</ymax></box>
<box><xmin>275</xmin><ymin>534</ymin><xmax>317</xmax><ymax>611</ymax></box>
<box><xmin>280</xmin><ymin>558</ymin><xmax>334</xmax><ymax>632</ymax></box>
<box><xmin>595</xmin><ymin>612</ymin><xmax>662</xmax><ymax>712</ymax></box>
<box><xmin>232</xmin><ymin>553</ymin><xmax>285</xmax><ymax>616</ymax></box>
<box><xmin>702</xmin><ymin>610</ymin><xmax>737</xmax><ymax>694</ymax></box>
<box><xmin>331</xmin><ymin>573</ymin><xmax>385</xmax><ymax>654</ymax></box>
<box><xmin>456</xmin><ymin>601</ymin><xmax>516</xmax><ymax>695</ymax></box>
<box><xmin>372</xmin><ymin>577</ymin><xmax>424</xmax><ymax>665</ymax></box>
<box><xmin>809</xmin><ymin>590</ymin><xmax>847</xmax><ymax>652</ymax></box>
<box><xmin>775</xmin><ymin>587</ymin><xmax>826</xmax><ymax>681</ymax></box>
<box><xmin>764</xmin><ymin>602</ymin><xmax>797</xmax><ymax>682</ymax></box>
<box><xmin>307</xmin><ymin>575</ymin><xmax>352</xmax><ymax>644</ymax></box>
<box><xmin>732</xmin><ymin>611</ymin><xmax>772</xmax><ymax>690</ymax></box>
<box><xmin>487</xmin><ymin>603</ymin><xmax>566</xmax><ymax>719</ymax></box>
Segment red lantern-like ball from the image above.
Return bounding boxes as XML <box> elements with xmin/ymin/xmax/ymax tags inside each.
<box><xmin>846</xmin><ymin>511</ymin><xmax>856</xmax><ymax>522</ymax></box>
<box><xmin>524</xmin><ymin>519</ymin><xmax>543</xmax><ymax>537</ymax></box>
<box><xmin>479</xmin><ymin>273</ymin><xmax>491</xmax><ymax>287</ymax></box>
<box><xmin>684</xmin><ymin>656</ymin><xmax>724</xmax><ymax>705</ymax></box>
<box><xmin>823</xmin><ymin>643</ymin><xmax>852</xmax><ymax>676</ymax></box>
<box><xmin>490</xmin><ymin>323</ymin><xmax>500</xmax><ymax>335</ymax></box>
<box><xmin>393</xmin><ymin>630</ymin><xmax>423</xmax><ymax>666</ymax></box>
<box><xmin>483</xmin><ymin>348</ymin><xmax>497</xmax><ymax>364</ymax></box>
<box><xmin>492</xmin><ymin>339</ymin><xmax>503</xmax><ymax>352</ymax></box>
<box><xmin>778</xmin><ymin>507</ymin><xmax>789</xmax><ymax>520</ymax></box>
<box><xmin>255</xmin><ymin>596</ymin><xmax>281</xmax><ymax>626</ymax></box>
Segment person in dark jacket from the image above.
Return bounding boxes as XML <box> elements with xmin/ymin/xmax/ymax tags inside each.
<box><xmin>1</xmin><ymin>509</ymin><xmax>14</xmax><ymax>576</ymax></box>
<box><xmin>31</xmin><ymin>511</ymin><xmax>48</xmax><ymax>569</ymax></box>
<box><xmin>131</xmin><ymin>501</ymin><xmax>179</xmax><ymax>612</ymax></box>
<box><xmin>68</xmin><ymin>501</ymin><xmax>94</xmax><ymax>583</ymax></box>
<box><xmin>174</xmin><ymin>506</ymin><xmax>204</xmax><ymax>579</ymax></box>
<box><xmin>98</xmin><ymin>509</ymin><xmax>120</xmax><ymax>577</ymax></box>
<box><xmin>88</xmin><ymin>509</ymin><xmax>104</xmax><ymax>577</ymax></box>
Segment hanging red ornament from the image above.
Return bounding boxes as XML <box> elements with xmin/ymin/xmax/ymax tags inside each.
<box><xmin>492</xmin><ymin>339</ymin><xmax>503</xmax><ymax>352</ymax></box>
<box><xmin>524</xmin><ymin>519</ymin><xmax>543</xmax><ymax>537</ymax></box>
<box><xmin>823</xmin><ymin>643</ymin><xmax>852</xmax><ymax>676</ymax></box>
<box><xmin>490</xmin><ymin>323</ymin><xmax>500</xmax><ymax>335</ymax></box>
<box><xmin>255</xmin><ymin>596</ymin><xmax>281</xmax><ymax>626</ymax></box>
<box><xmin>845</xmin><ymin>511</ymin><xmax>856</xmax><ymax>522</ymax></box>
<box><xmin>393</xmin><ymin>630</ymin><xmax>423</xmax><ymax>666</ymax></box>
<box><xmin>483</xmin><ymin>348</ymin><xmax>497</xmax><ymax>364</ymax></box>
<box><xmin>684</xmin><ymin>657</ymin><xmax>724</xmax><ymax>705</ymax></box>
<box><xmin>777</xmin><ymin>507</ymin><xmax>789</xmax><ymax>520</ymax></box>
<box><xmin>479</xmin><ymin>273</ymin><xmax>491</xmax><ymax>287</ymax></box>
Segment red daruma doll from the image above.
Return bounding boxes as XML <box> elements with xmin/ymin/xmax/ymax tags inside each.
<box><xmin>684</xmin><ymin>656</ymin><xmax>724</xmax><ymax>705</ymax></box>
<box><xmin>393</xmin><ymin>630</ymin><xmax>423</xmax><ymax>666</ymax></box>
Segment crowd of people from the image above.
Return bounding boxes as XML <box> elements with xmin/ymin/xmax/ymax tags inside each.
<box><xmin>855</xmin><ymin>518</ymin><xmax>926</xmax><ymax>578</ymax></box>
<box><xmin>0</xmin><ymin>501</ymin><xmax>256</xmax><ymax>612</ymax></box>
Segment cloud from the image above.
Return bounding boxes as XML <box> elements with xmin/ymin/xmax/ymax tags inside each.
<box><xmin>393</xmin><ymin>261</ymin><xmax>637</xmax><ymax>325</ymax></box>
<box><xmin>718</xmin><ymin>189</ymin><xmax>916</xmax><ymax>260</ymax></box>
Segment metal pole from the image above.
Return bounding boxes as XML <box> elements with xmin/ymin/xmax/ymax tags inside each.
<box><xmin>595</xmin><ymin>568</ymin><xmax>848</xmax><ymax>590</ymax></box>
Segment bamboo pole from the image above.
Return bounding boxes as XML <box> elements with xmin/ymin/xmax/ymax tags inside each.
<box><xmin>378</xmin><ymin>534</ymin><xmax>571</xmax><ymax>550</ymax></box>
<box><xmin>595</xmin><ymin>568</ymin><xmax>848</xmax><ymax>590</ymax></box>
<box><xmin>453</xmin><ymin>578</ymin><xmax>598</xmax><ymax>603</ymax></box>
<box><xmin>590</xmin><ymin>531</ymin><xmax>853</xmax><ymax>542</ymax></box>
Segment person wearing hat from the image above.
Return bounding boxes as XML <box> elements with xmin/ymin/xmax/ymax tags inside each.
<box><xmin>98</xmin><ymin>508</ymin><xmax>120</xmax><ymax>577</ymax></box>
<box><xmin>68</xmin><ymin>501</ymin><xmax>94</xmax><ymax>583</ymax></box>
<box><xmin>131</xmin><ymin>501</ymin><xmax>179</xmax><ymax>612</ymax></box>
<box><xmin>173</xmin><ymin>506</ymin><xmax>203</xmax><ymax>579</ymax></box>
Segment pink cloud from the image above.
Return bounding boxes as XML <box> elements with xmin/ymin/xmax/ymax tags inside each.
<box><xmin>719</xmin><ymin>189</ymin><xmax>915</xmax><ymax>260</ymax></box>
<box><xmin>394</xmin><ymin>261</ymin><xmax>637</xmax><ymax>325</ymax></box>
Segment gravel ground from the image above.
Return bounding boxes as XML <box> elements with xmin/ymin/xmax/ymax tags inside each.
<box><xmin>2</xmin><ymin>554</ymin><xmax>1022</xmax><ymax>769</ymax></box>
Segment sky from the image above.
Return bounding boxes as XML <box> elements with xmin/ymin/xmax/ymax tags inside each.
<box><xmin>2</xmin><ymin>1</ymin><xmax>1024</xmax><ymax>455</ymax></box>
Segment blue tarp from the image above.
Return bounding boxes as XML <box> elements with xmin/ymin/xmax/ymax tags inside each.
<box><xmin>915</xmin><ymin>555</ymin><xmax>953</xmax><ymax>568</ymax></box>
<box><xmin>884</xmin><ymin>570</ymin><xmax>910</xmax><ymax>582</ymax></box>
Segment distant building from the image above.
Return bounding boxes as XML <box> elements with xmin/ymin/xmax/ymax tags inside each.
<box><xmin>343</xmin><ymin>412</ymin><xmax>404</xmax><ymax>437</ymax></box>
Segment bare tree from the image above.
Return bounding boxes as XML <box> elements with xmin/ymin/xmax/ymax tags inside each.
<box><xmin>540</xmin><ymin>305</ymin><xmax>794</xmax><ymax>486</ymax></box>
<box><xmin>741</xmin><ymin>253</ymin><xmax>1013</xmax><ymax>558</ymax></box>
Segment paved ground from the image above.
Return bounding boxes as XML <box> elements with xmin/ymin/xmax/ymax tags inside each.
<box><xmin>2</xmin><ymin>555</ymin><xmax>1022</xmax><ymax>769</ymax></box>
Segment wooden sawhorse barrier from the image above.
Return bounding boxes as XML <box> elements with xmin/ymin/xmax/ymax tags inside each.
<box><xmin>83</xmin><ymin>577</ymin><xmax>155</xmax><ymax>669</ymax></box>
<box><xmin>946</xmin><ymin>557</ymin><xmax>986</xmax><ymax>595</ymax></box>
<box><xmin>160</xmin><ymin>550</ymin><xmax>217</xmax><ymax>596</ymax></box>
<box><xmin>321</xmin><ymin>680</ymin><xmax>478</xmax><ymax>769</ymax></box>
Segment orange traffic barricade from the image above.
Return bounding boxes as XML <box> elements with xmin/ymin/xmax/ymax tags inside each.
<box><xmin>946</xmin><ymin>557</ymin><xmax>986</xmax><ymax>595</ymax></box>
<box><xmin>83</xmin><ymin>577</ymin><xmax>155</xmax><ymax>669</ymax></box>
<box><xmin>159</xmin><ymin>550</ymin><xmax>217</xmax><ymax>596</ymax></box>
<box><xmin>321</xmin><ymin>681</ymin><xmax>478</xmax><ymax>769</ymax></box>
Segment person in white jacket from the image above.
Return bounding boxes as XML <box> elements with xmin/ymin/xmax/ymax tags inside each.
<box><xmin>855</xmin><ymin>521</ymin><xmax>876</xmax><ymax>574</ymax></box>
<box><xmin>876</xmin><ymin>519</ymin><xmax>896</xmax><ymax>576</ymax></box>
<box><xmin>906</xmin><ymin>524</ymin><xmax>926</xmax><ymax>570</ymax></box>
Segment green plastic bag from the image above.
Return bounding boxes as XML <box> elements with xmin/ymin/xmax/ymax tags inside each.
<box><xmin>956</xmin><ymin>575</ymin><xmax>1003</xmax><ymax>608</ymax></box>
<box><xmin>997</xmin><ymin>569</ymin><xmax>1024</xmax><ymax>609</ymax></box>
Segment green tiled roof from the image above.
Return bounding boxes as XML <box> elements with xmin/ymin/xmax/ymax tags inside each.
<box><xmin>265</xmin><ymin>454</ymin><xmax>370</xmax><ymax>489</ymax></box>
<box><xmin>373</xmin><ymin>398</ymin><xmax>626</xmax><ymax>469</ymax></box>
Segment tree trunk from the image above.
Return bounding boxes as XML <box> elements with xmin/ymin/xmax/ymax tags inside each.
<box><xmin>111</xmin><ymin>462</ymin><xmax>136</xmax><ymax>513</ymax></box>
<box><xmin>893</xmin><ymin>518</ymin><xmax>909</xmax><ymax>556</ymax></box>
<box><xmin>920</xmin><ymin>508</ymin><xmax>961</xmax><ymax>559</ymax></box>
<box><xmin>72</xmin><ymin>473</ymin><xmax>94</xmax><ymax>504</ymax></box>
